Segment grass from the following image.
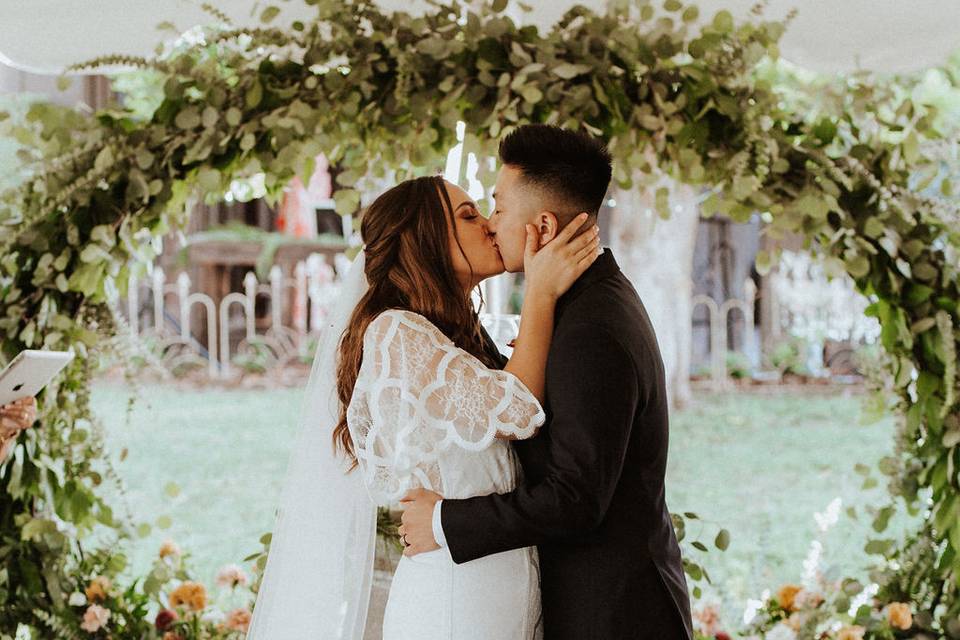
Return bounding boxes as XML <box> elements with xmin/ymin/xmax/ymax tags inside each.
<box><xmin>89</xmin><ymin>381</ymin><xmax>902</xmax><ymax>620</ymax></box>
<box><xmin>90</xmin><ymin>382</ymin><xmax>303</xmax><ymax>589</ymax></box>
<box><xmin>667</xmin><ymin>386</ymin><xmax>904</xmax><ymax>618</ymax></box>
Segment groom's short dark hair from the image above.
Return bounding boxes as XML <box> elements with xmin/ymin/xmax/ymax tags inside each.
<box><xmin>499</xmin><ymin>124</ymin><xmax>612</xmax><ymax>217</ymax></box>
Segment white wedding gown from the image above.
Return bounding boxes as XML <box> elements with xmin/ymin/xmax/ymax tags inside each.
<box><xmin>346</xmin><ymin>309</ymin><xmax>545</xmax><ymax>640</ymax></box>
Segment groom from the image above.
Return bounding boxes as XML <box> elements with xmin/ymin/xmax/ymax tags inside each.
<box><xmin>399</xmin><ymin>124</ymin><xmax>692</xmax><ymax>640</ymax></box>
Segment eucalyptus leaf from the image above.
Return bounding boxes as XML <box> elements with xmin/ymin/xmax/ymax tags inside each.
<box><xmin>552</xmin><ymin>63</ymin><xmax>593</xmax><ymax>80</ymax></box>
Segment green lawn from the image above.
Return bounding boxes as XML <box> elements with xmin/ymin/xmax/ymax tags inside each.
<box><xmin>89</xmin><ymin>381</ymin><xmax>901</xmax><ymax>618</ymax></box>
<box><xmin>90</xmin><ymin>382</ymin><xmax>304</xmax><ymax>590</ymax></box>
<box><xmin>666</xmin><ymin>387</ymin><xmax>905</xmax><ymax>617</ymax></box>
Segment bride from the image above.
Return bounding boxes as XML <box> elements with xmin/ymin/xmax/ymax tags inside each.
<box><xmin>246</xmin><ymin>175</ymin><xmax>600</xmax><ymax>639</ymax></box>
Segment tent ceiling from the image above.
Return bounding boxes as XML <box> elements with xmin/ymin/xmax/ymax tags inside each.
<box><xmin>0</xmin><ymin>0</ymin><xmax>956</xmax><ymax>76</ymax></box>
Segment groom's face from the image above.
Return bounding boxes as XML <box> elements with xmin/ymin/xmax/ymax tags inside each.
<box><xmin>488</xmin><ymin>165</ymin><xmax>551</xmax><ymax>273</ymax></box>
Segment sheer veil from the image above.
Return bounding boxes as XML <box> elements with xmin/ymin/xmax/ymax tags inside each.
<box><xmin>246</xmin><ymin>251</ymin><xmax>377</xmax><ymax>640</ymax></box>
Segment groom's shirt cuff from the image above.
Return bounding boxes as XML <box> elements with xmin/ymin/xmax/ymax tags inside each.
<box><xmin>432</xmin><ymin>500</ymin><xmax>448</xmax><ymax>548</ymax></box>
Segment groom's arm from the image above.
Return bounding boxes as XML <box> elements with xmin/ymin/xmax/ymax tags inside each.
<box><xmin>440</xmin><ymin>322</ymin><xmax>642</xmax><ymax>564</ymax></box>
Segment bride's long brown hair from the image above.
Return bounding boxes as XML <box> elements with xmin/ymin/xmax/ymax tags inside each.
<box><xmin>333</xmin><ymin>175</ymin><xmax>498</xmax><ymax>468</ymax></box>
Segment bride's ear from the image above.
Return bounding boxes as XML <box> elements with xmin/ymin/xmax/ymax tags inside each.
<box><xmin>535</xmin><ymin>211</ymin><xmax>560</xmax><ymax>246</ymax></box>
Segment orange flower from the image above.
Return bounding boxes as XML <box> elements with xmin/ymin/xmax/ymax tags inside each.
<box><xmin>159</xmin><ymin>539</ymin><xmax>182</xmax><ymax>560</ymax></box>
<box><xmin>168</xmin><ymin>581</ymin><xmax>208</xmax><ymax>612</ymax></box>
<box><xmin>887</xmin><ymin>602</ymin><xmax>912</xmax><ymax>630</ymax></box>
<box><xmin>776</xmin><ymin>584</ymin><xmax>803</xmax><ymax>612</ymax></box>
<box><xmin>162</xmin><ymin>632</ymin><xmax>185</xmax><ymax>640</ymax></box>
<box><xmin>84</xmin><ymin>576</ymin><xmax>111</xmax><ymax>603</ymax></box>
<box><xmin>223</xmin><ymin>607</ymin><xmax>252</xmax><ymax>632</ymax></box>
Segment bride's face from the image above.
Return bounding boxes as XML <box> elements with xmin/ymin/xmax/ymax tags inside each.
<box><xmin>443</xmin><ymin>180</ymin><xmax>505</xmax><ymax>289</ymax></box>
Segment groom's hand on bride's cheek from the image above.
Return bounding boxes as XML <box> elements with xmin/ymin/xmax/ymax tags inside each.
<box><xmin>398</xmin><ymin>488</ymin><xmax>443</xmax><ymax>557</ymax></box>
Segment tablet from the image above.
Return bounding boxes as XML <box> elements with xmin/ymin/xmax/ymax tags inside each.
<box><xmin>0</xmin><ymin>350</ymin><xmax>75</xmax><ymax>406</ymax></box>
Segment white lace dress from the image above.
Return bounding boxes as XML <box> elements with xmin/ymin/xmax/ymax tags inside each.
<box><xmin>347</xmin><ymin>309</ymin><xmax>545</xmax><ymax>640</ymax></box>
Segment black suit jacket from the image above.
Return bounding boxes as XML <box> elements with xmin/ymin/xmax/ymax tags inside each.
<box><xmin>447</xmin><ymin>250</ymin><xmax>693</xmax><ymax>640</ymax></box>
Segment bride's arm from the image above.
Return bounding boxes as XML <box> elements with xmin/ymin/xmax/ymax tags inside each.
<box><xmin>502</xmin><ymin>214</ymin><xmax>600</xmax><ymax>404</ymax></box>
<box><xmin>501</xmin><ymin>291</ymin><xmax>555</xmax><ymax>406</ymax></box>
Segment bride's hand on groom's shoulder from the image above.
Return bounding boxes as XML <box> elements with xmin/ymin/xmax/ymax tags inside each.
<box><xmin>398</xmin><ymin>488</ymin><xmax>443</xmax><ymax>557</ymax></box>
<box><xmin>523</xmin><ymin>212</ymin><xmax>601</xmax><ymax>301</ymax></box>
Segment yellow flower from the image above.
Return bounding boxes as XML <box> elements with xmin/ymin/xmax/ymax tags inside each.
<box><xmin>168</xmin><ymin>581</ymin><xmax>208</xmax><ymax>612</ymax></box>
<box><xmin>887</xmin><ymin>602</ymin><xmax>912</xmax><ymax>630</ymax></box>
<box><xmin>776</xmin><ymin>584</ymin><xmax>803</xmax><ymax>612</ymax></box>
<box><xmin>837</xmin><ymin>625</ymin><xmax>866</xmax><ymax>640</ymax></box>
<box><xmin>84</xmin><ymin>576</ymin><xmax>111</xmax><ymax>603</ymax></box>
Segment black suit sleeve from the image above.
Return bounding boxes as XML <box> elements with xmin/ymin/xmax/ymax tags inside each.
<box><xmin>441</xmin><ymin>322</ymin><xmax>641</xmax><ymax>564</ymax></box>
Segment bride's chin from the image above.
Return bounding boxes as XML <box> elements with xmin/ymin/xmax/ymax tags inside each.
<box><xmin>478</xmin><ymin>264</ymin><xmax>506</xmax><ymax>282</ymax></box>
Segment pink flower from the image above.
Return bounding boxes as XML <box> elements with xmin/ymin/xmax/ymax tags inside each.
<box><xmin>694</xmin><ymin>603</ymin><xmax>721</xmax><ymax>636</ymax></box>
<box><xmin>215</xmin><ymin>563</ymin><xmax>249</xmax><ymax>589</ymax></box>
<box><xmin>223</xmin><ymin>607</ymin><xmax>252</xmax><ymax>632</ymax></box>
<box><xmin>80</xmin><ymin>604</ymin><xmax>110</xmax><ymax>633</ymax></box>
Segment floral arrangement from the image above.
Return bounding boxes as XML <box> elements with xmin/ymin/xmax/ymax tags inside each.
<box><xmin>690</xmin><ymin>498</ymin><xmax>949</xmax><ymax>640</ymax></box>
<box><xmin>29</xmin><ymin>537</ymin><xmax>263</xmax><ymax>639</ymax></box>
<box><xmin>738</xmin><ymin>582</ymin><xmax>916</xmax><ymax>640</ymax></box>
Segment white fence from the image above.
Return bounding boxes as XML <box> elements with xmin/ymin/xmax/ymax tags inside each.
<box><xmin>690</xmin><ymin>253</ymin><xmax>881</xmax><ymax>385</ymax></box>
<box><xmin>691</xmin><ymin>279</ymin><xmax>757</xmax><ymax>387</ymax></box>
<box><xmin>120</xmin><ymin>255</ymin><xmax>521</xmax><ymax>379</ymax></box>
<box><xmin>120</xmin><ymin>251</ymin><xmax>872</xmax><ymax>384</ymax></box>
<box><xmin>123</xmin><ymin>253</ymin><xmax>345</xmax><ymax>378</ymax></box>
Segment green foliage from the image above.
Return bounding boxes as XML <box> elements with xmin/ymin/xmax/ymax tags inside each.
<box><xmin>725</xmin><ymin>350</ymin><xmax>753</xmax><ymax>379</ymax></box>
<box><xmin>1</xmin><ymin>0</ymin><xmax>959</xmax><ymax>634</ymax></box>
<box><xmin>770</xmin><ymin>338</ymin><xmax>812</xmax><ymax>377</ymax></box>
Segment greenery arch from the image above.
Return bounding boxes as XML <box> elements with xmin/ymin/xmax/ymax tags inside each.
<box><xmin>1</xmin><ymin>0</ymin><xmax>958</xmax><ymax>636</ymax></box>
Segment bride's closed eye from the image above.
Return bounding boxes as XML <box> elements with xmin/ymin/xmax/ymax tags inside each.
<box><xmin>456</xmin><ymin>203</ymin><xmax>480</xmax><ymax>221</ymax></box>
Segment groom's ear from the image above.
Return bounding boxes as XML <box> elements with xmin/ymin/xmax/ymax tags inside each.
<box><xmin>534</xmin><ymin>211</ymin><xmax>560</xmax><ymax>246</ymax></box>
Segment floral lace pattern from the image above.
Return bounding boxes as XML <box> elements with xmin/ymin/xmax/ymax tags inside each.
<box><xmin>346</xmin><ymin>309</ymin><xmax>545</xmax><ymax>504</ymax></box>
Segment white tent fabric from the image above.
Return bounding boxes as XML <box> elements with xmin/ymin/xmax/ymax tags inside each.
<box><xmin>0</xmin><ymin>0</ymin><xmax>957</xmax><ymax>76</ymax></box>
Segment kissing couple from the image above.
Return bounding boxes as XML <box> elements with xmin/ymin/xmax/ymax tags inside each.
<box><xmin>246</xmin><ymin>124</ymin><xmax>692</xmax><ymax>640</ymax></box>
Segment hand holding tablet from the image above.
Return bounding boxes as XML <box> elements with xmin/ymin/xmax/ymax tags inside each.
<box><xmin>0</xmin><ymin>349</ymin><xmax>74</xmax><ymax>406</ymax></box>
<box><xmin>0</xmin><ymin>350</ymin><xmax>72</xmax><ymax>459</ymax></box>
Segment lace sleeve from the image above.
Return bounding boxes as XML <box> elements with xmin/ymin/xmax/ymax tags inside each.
<box><xmin>347</xmin><ymin>309</ymin><xmax>545</xmax><ymax>503</ymax></box>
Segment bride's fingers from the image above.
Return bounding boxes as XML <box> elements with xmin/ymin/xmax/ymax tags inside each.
<box><xmin>553</xmin><ymin>212</ymin><xmax>591</xmax><ymax>245</ymax></box>
<box><xmin>566</xmin><ymin>226</ymin><xmax>599</xmax><ymax>257</ymax></box>
<box><xmin>523</xmin><ymin>224</ymin><xmax>540</xmax><ymax>258</ymax></box>
<box><xmin>573</xmin><ymin>237</ymin><xmax>601</xmax><ymax>262</ymax></box>
<box><xmin>575</xmin><ymin>238</ymin><xmax>602</xmax><ymax>265</ymax></box>
<box><xmin>578</xmin><ymin>249</ymin><xmax>600</xmax><ymax>268</ymax></box>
